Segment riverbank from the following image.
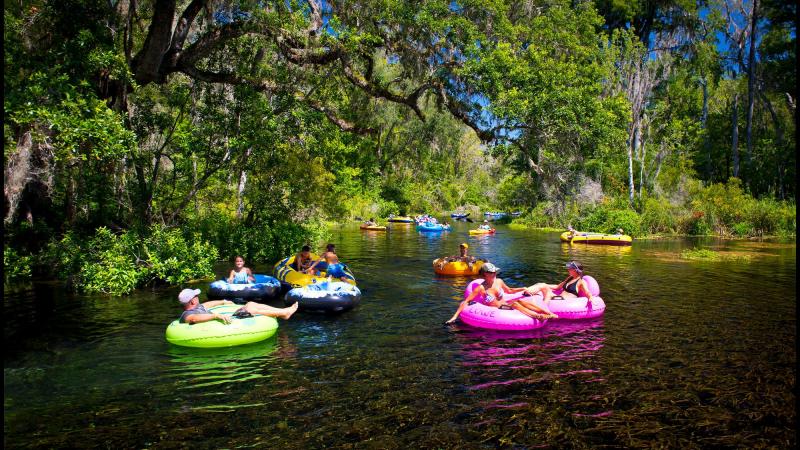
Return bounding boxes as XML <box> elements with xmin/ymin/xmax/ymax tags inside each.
<box><xmin>507</xmin><ymin>222</ymin><xmax>796</xmax><ymax>241</ymax></box>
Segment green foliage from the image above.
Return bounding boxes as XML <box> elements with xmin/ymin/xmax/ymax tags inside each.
<box><xmin>3</xmin><ymin>0</ymin><xmax>797</xmax><ymax>298</ymax></box>
<box><xmin>4</xmin><ymin>247</ymin><xmax>32</xmax><ymax>283</ymax></box>
<box><xmin>513</xmin><ymin>202</ymin><xmax>572</xmax><ymax>229</ymax></box>
<box><xmin>639</xmin><ymin>197</ymin><xmax>678</xmax><ymax>234</ymax></box>
<box><xmin>189</xmin><ymin>215</ymin><xmax>330</xmax><ymax>264</ymax></box>
<box><xmin>683</xmin><ymin>179</ymin><xmax>796</xmax><ymax>236</ymax></box>
<box><xmin>45</xmin><ymin>226</ymin><xmax>217</xmax><ymax>296</ymax></box>
<box><xmin>576</xmin><ymin>204</ymin><xmax>641</xmax><ymax>236</ymax></box>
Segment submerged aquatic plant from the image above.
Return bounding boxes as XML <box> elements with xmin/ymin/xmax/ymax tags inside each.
<box><xmin>680</xmin><ymin>248</ymin><xmax>752</xmax><ymax>262</ymax></box>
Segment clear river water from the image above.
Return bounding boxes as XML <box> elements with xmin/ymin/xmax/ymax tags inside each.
<box><xmin>4</xmin><ymin>221</ymin><xmax>796</xmax><ymax>448</ymax></box>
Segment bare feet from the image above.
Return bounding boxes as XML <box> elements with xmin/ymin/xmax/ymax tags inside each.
<box><xmin>281</xmin><ymin>302</ymin><xmax>299</xmax><ymax>320</ymax></box>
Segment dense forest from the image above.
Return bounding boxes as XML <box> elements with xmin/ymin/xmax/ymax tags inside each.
<box><xmin>4</xmin><ymin>0</ymin><xmax>796</xmax><ymax>294</ymax></box>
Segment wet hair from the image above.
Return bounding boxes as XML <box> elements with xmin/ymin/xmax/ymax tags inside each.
<box><xmin>301</xmin><ymin>245</ymin><xmax>311</xmax><ymax>252</ymax></box>
<box><xmin>326</xmin><ymin>243</ymin><xmax>335</xmax><ymax>251</ymax></box>
<box><xmin>234</xmin><ymin>255</ymin><xmax>245</xmax><ymax>262</ymax></box>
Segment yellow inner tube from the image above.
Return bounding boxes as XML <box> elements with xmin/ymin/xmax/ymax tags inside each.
<box><xmin>360</xmin><ymin>224</ymin><xmax>387</xmax><ymax>231</ymax></box>
<box><xmin>433</xmin><ymin>258</ymin><xmax>484</xmax><ymax>276</ymax></box>
<box><xmin>274</xmin><ymin>254</ymin><xmax>357</xmax><ymax>288</ymax></box>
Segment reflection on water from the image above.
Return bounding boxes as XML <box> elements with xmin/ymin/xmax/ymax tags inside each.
<box><xmin>456</xmin><ymin>320</ymin><xmax>605</xmax><ymax>396</ymax></box>
<box><xmin>4</xmin><ymin>222</ymin><xmax>796</xmax><ymax>448</ymax></box>
<box><xmin>166</xmin><ymin>339</ymin><xmax>278</xmax><ymax>389</ymax></box>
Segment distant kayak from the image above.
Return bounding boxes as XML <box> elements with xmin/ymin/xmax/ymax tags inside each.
<box><xmin>469</xmin><ymin>228</ymin><xmax>496</xmax><ymax>235</ymax></box>
<box><xmin>360</xmin><ymin>224</ymin><xmax>387</xmax><ymax>231</ymax></box>
<box><xmin>560</xmin><ymin>231</ymin><xmax>632</xmax><ymax>246</ymax></box>
<box><xmin>387</xmin><ymin>216</ymin><xmax>415</xmax><ymax>223</ymax></box>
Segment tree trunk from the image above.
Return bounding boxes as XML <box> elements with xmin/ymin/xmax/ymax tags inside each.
<box><xmin>745</xmin><ymin>0</ymin><xmax>759</xmax><ymax>172</ymax></box>
<box><xmin>236</xmin><ymin>148</ymin><xmax>252</xmax><ymax>220</ymax></box>
<box><xmin>627</xmin><ymin>123</ymin><xmax>637</xmax><ymax>205</ymax></box>
<box><xmin>4</xmin><ymin>130</ymin><xmax>33</xmax><ymax>224</ymax></box>
<box><xmin>731</xmin><ymin>93</ymin><xmax>740</xmax><ymax>178</ymax></box>
<box><xmin>700</xmin><ymin>77</ymin><xmax>711</xmax><ymax>180</ymax></box>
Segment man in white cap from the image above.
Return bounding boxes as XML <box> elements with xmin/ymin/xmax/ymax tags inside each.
<box><xmin>177</xmin><ymin>288</ymin><xmax>298</xmax><ymax>325</ymax></box>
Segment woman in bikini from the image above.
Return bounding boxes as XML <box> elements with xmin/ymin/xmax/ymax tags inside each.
<box><xmin>525</xmin><ymin>260</ymin><xmax>595</xmax><ymax>304</ymax></box>
<box><xmin>444</xmin><ymin>263</ymin><xmax>554</xmax><ymax>324</ymax></box>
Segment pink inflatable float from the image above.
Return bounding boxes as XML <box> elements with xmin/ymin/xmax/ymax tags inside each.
<box><xmin>459</xmin><ymin>279</ymin><xmax>547</xmax><ymax>331</ymax></box>
<box><xmin>458</xmin><ymin>277</ymin><xmax>606</xmax><ymax>330</ymax></box>
<box><xmin>546</xmin><ymin>275</ymin><xmax>605</xmax><ymax>320</ymax></box>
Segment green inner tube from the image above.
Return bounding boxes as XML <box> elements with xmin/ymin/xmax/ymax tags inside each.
<box><xmin>165</xmin><ymin>305</ymin><xmax>279</xmax><ymax>348</ymax></box>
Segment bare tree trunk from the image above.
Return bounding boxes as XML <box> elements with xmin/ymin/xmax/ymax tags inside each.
<box><xmin>745</xmin><ymin>0</ymin><xmax>759</xmax><ymax>172</ymax></box>
<box><xmin>236</xmin><ymin>148</ymin><xmax>252</xmax><ymax>220</ymax></box>
<box><xmin>4</xmin><ymin>130</ymin><xmax>33</xmax><ymax>224</ymax></box>
<box><xmin>700</xmin><ymin>77</ymin><xmax>711</xmax><ymax>180</ymax></box>
<box><xmin>731</xmin><ymin>93</ymin><xmax>740</xmax><ymax>178</ymax></box>
<box><xmin>628</xmin><ymin>124</ymin><xmax>637</xmax><ymax>205</ymax></box>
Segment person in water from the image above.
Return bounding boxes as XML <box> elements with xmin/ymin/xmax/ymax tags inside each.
<box><xmin>525</xmin><ymin>260</ymin><xmax>595</xmax><ymax>304</ymax></box>
<box><xmin>177</xmin><ymin>288</ymin><xmax>297</xmax><ymax>324</ymax></box>
<box><xmin>437</xmin><ymin>243</ymin><xmax>479</xmax><ymax>270</ymax></box>
<box><xmin>309</xmin><ymin>243</ymin><xmax>349</xmax><ymax>282</ymax></box>
<box><xmin>444</xmin><ymin>263</ymin><xmax>553</xmax><ymax>325</ymax></box>
<box><xmin>293</xmin><ymin>245</ymin><xmax>316</xmax><ymax>274</ymax></box>
<box><xmin>227</xmin><ymin>255</ymin><xmax>255</xmax><ymax>284</ymax></box>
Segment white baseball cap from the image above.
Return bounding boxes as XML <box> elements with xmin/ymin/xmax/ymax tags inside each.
<box><xmin>178</xmin><ymin>288</ymin><xmax>201</xmax><ymax>304</ymax></box>
<box><xmin>481</xmin><ymin>263</ymin><xmax>499</xmax><ymax>273</ymax></box>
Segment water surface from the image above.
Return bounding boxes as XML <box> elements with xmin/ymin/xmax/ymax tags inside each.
<box><xmin>4</xmin><ymin>222</ymin><xmax>796</xmax><ymax>448</ymax></box>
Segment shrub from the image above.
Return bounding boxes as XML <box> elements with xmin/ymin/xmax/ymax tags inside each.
<box><xmin>640</xmin><ymin>196</ymin><xmax>677</xmax><ymax>234</ymax></box>
<box><xmin>188</xmin><ymin>215</ymin><xmax>330</xmax><ymax>264</ymax></box>
<box><xmin>45</xmin><ymin>226</ymin><xmax>218</xmax><ymax>296</ymax></box>
<box><xmin>682</xmin><ymin>211</ymin><xmax>713</xmax><ymax>236</ymax></box>
<box><xmin>513</xmin><ymin>202</ymin><xmax>569</xmax><ymax>229</ymax></box>
<box><xmin>604</xmin><ymin>209</ymin><xmax>641</xmax><ymax>236</ymax></box>
<box><xmin>4</xmin><ymin>247</ymin><xmax>32</xmax><ymax>283</ymax></box>
<box><xmin>577</xmin><ymin>204</ymin><xmax>641</xmax><ymax>236</ymax></box>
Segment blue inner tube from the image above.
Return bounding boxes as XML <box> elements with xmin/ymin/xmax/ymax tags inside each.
<box><xmin>207</xmin><ymin>274</ymin><xmax>281</xmax><ymax>300</ymax></box>
<box><xmin>284</xmin><ymin>281</ymin><xmax>362</xmax><ymax>314</ymax></box>
<box><xmin>416</xmin><ymin>222</ymin><xmax>449</xmax><ymax>232</ymax></box>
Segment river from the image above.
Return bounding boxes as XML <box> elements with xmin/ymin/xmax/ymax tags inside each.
<box><xmin>4</xmin><ymin>221</ymin><xmax>796</xmax><ymax>448</ymax></box>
